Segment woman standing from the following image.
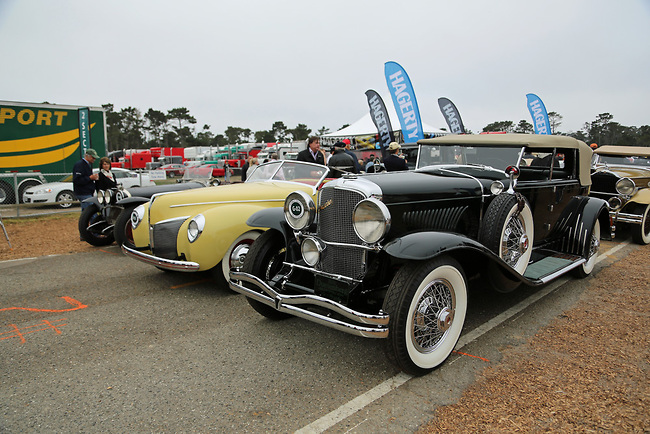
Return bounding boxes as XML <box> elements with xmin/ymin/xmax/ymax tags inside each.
<box><xmin>96</xmin><ymin>157</ymin><xmax>118</xmax><ymax>191</ymax></box>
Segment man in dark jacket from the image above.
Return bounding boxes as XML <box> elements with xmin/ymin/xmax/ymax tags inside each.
<box><xmin>383</xmin><ymin>142</ymin><xmax>409</xmax><ymax>172</ymax></box>
<box><xmin>73</xmin><ymin>148</ymin><xmax>99</xmax><ymax>210</ymax></box>
<box><xmin>328</xmin><ymin>142</ymin><xmax>356</xmax><ymax>175</ymax></box>
<box><xmin>341</xmin><ymin>138</ymin><xmax>360</xmax><ymax>173</ymax></box>
<box><xmin>296</xmin><ymin>136</ymin><xmax>326</xmax><ymax>165</ymax></box>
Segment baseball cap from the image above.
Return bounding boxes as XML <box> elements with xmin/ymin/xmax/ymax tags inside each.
<box><xmin>85</xmin><ymin>148</ymin><xmax>99</xmax><ymax>158</ymax></box>
<box><xmin>388</xmin><ymin>142</ymin><xmax>401</xmax><ymax>151</ymax></box>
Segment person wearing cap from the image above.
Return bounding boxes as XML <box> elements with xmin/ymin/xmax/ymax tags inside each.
<box><xmin>341</xmin><ymin>138</ymin><xmax>360</xmax><ymax>173</ymax></box>
<box><xmin>73</xmin><ymin>148</ymin><xmax>100</xmax><ymax>212</ymax></box>
<box><xmin>383</xmin><ymin>142</ymin><xmax>408</xmax><ymax>172</ymax></box>
<box><xmin>328</xmin><ymin>141</ymin><xmax>356</xmax><ymax>175</ymax></box>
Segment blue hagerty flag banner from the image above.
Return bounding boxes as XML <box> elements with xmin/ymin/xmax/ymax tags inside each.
<box><xmin>384</xmin><ymin>61</ymin><xmax>424</xmax><ymax>142</ymax></box>
<box><xmin>526</xmin><ymin>93</ymin><xmax>551</xmax><ymax>135</ymax></box>
<box><xmin>365</xmin><ymin>89</ymin><xmax>394</xmax><ymax>151</ymax></box>
<box><xmin>437</xmin><ymin>97</ymin><xmax>466</xmax><ymax>134</ymax></box>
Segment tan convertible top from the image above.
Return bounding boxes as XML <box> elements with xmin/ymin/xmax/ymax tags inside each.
<box><xmin>595</xmin><ymin>145</ymin><xmax>650</xmax><ymax>157</ymax></box>
<box><xmin>419</xmin><ymin>133</ymin><xmax>593</xmax><ymax>186</ymax></box>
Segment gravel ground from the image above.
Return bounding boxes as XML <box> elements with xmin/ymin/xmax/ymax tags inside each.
<box><xmin>0</xmin><ymin>213</ymin><xmax>94</xmax><ymax>260</ymax></box>
<box><xmin>421</xmin><ymin>245</ymin><xmax>649</xmax><ymax>432</ymax></box>
<box><xmin>1</xmin><ymin>215</ymin><xmax>648</xmax><ymax>432</ymax></box>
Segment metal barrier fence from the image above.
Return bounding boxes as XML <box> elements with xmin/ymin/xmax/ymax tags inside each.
<box><xmin>0</xmin><ymin>170</ymin><xmax>151</xmax><ymax>219</ymax></box>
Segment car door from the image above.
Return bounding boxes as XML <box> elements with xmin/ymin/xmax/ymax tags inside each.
<box><xmin>516</xmin><ymin>147</ymin><xmax>581</xmax><ymax>243</ymax></box>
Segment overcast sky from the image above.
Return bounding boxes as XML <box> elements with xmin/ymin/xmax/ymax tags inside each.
<box><xmin>1</xmin><ymin>0</ymin><xmax>648</xmax><ymax>137</ymax></box>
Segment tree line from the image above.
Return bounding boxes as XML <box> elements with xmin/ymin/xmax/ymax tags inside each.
<box><xmin>102</xmin><ymin>104</ymin><xmax>329</xmax><ymax>152</ymax></box>
<box><xmin>103</xmin><ymin>104</ymin><xmax>649</xmax><ymax>152</ymax></box>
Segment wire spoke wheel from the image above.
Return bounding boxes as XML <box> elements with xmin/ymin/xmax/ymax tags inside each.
<box><xmin>411</xmin><ymin>278</ymin><xmax>456</xmax><ymax>353</ymax></box>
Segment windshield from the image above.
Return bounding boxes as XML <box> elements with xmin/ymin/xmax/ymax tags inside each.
<box><xmin>417</xmin><ymin>143</ymin><xmax>523</xmax><ymax>170</ymax></box>
<box><xmin>182</xmin><ymin>165</ymin><xmax>214</xmax><ymax>181</ymax></box>
<box><xmin>594</xmin><ymin>154</ymin><xmax>650</xmax><ymax>167</ymax></box>
<box><xmin>246</xmin><ymin>160</ymin><xmax>328</xmax><ymax>186</ymax></box>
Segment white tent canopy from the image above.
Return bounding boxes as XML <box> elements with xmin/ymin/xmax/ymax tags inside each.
<box><xmin>321</xmin><ymin>104</ymin><xmax>448</xmax><ymax>143</ymax></box>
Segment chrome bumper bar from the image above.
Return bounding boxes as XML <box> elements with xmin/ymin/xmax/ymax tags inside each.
<box><xmin>122</xmin><ymin>245</ymin><xmax>200</xmax><ymax>272</ymax></box>
<box><xmin>229</xmin><ymin>270</ymin><xmax>389</xmax><ymax>338</ymax></box>
<box><xmin>611</xmin><ymin>211</ymin><xmax>643</xmax><ymax>224</ymax></box>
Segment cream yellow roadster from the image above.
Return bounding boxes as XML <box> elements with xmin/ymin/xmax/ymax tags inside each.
<box><xmin>122</xmin><ymin>160</ymin><xmax>329</xmax><ymax>288</ymax></box>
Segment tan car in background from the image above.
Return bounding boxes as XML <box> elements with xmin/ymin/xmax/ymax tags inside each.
<box><xmin>591</xmin><ymin>145</ymin><xmax>650</xmax><ymax>244</ymax></box>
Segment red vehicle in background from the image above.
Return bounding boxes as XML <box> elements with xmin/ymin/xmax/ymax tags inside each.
<box><xmin>201</xmin><ymin>162</ymin><xmax>234</xmax><ymax>177</ymax></box>
<box><xmin>158</xmin><ymin>164</ymin><xmax>185</xmax><ymax>177</ymax></box>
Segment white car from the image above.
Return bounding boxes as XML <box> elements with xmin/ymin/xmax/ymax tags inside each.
<box><xmin>23</xmin><ymin>168</ymin><xmax>156</xmax><ymax>209</ymax></box>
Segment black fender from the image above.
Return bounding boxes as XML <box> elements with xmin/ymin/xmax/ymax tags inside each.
<box><xmin>245</xmin><ymin>207</ymin><xmax>286</xmax><ymax>232</ymax></box>
<box><xmin>116</xmin><ymin>196</ymin><xmax>149</xmax><ymax>207</ymax></box>
<box><xmin>82</xmin><ymin>196</ymin><xmax>102</xmax><ymax>208</ymax></box>
<box><xmin>551</xmin><ymin>196</ymin><xmax>610</xmax><ymax>257</ymax></box>
<box><xmin>383</xmin><ymin>231</ymin><xmax>534</xmax><ymax>284</ymax></box>
<box><xmin>383</xmin><ymin>231</ymin><xmax>496</xmax><ymax>261</ymax></box>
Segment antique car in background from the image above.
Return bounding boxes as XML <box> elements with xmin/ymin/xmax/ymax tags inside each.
<box><xmin>79</xmin><ymin>166</ymin><xmax>215</xmax><ymax>246</ymax></box>
<box><xmin>229</xmin><ymin>134</ymin><xmax>609</xmax><ymax>375</ymax></box>
<box><xmin>121</xmin><ymin>160</ymin><xmax>330</xmax><ymax>289</ymax></box>
<box><xmin>23</xmin><ymin>168</ymin><xmax>155</xmax><ymax>209</ymax></box>
<box><xmin>590</xmin><ymin>145</ymin><xmax>650</xmax><ymax>244</ymax></box>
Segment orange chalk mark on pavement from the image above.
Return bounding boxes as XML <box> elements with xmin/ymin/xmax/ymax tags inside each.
<box><xmin>0</xmin><ymin>296</ymin><xmax>88</xmax><ymax>312</ymax></box>
<box><xmin>1</xmin><ymin>318</ymin><xmax>67</xmax><ymax>343</ymax></box>
<box><xmin>453</xmin><ymin>350</ymin><xmax>490</xmax><ymax>362</ymax></box>
<box><xmin>99</xmin><ymin>249</ymin><xmax>119</xmax><ymax>256</ymax></box>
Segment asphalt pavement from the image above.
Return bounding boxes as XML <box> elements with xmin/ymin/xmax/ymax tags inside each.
<box><xmin>0</xmin><ymin>238</ymin><xmax>638</xmax><ymax>432</ymax></box>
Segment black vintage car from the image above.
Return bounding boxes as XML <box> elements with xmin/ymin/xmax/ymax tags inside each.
<box><xmin>79</xmin><ymin>166</ymin><xmax>216</xmax><ymax>247</ymax></box>
<box><xmin>229</xmin><ymin>134</ymin><xmax>609</xmax><ymax>375</ymax></box>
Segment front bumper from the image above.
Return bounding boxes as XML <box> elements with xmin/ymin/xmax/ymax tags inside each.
<box><xmin>122</xmin><ymin>245</ymin><xmax>200</xmax><ymax>272</ymax></box>
<box><xmin>229</xmin><ymin>269</ymin><xmax>389</xmax><ymax>339</ymax></box>
<box><xmin>23</xmin><ymin>193</ymin><xmax>53</xmax><ymax>204</ymax></box>
<box><xmin>611</xmin><ymin>210</ymin><xmax>643</xmax><ymax>225</ymax></box>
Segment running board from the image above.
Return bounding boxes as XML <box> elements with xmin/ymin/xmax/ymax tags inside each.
<box><xmin>523</xmin><ymin>253</ymin><xmax>585</xmax><ymax>284</ymax></box>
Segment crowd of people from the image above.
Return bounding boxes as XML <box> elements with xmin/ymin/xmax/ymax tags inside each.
<box><xmin>296</xmin><ymin>136</ymin><xmax>409</xmax><ymax>174</ymax></box>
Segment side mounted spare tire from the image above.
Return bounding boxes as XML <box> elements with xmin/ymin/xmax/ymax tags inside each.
<box><xmin>479</xmin><ymin>193</ymin><xmax>534</xmax><ymax>292</ymax></box>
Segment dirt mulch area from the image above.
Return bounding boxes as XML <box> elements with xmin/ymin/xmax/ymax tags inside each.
<box><xmin>0</xmin><ymin>214</ymin><xmax>95</xmax><ymax>260</ymax></box>
<box><xmin>421</xmin><ymin>245</ymin><xmax>650</xmax><ymax>432</ymax></box>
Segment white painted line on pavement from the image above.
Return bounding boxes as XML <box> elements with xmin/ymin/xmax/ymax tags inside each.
<box><xmin>296</xmin><ymin>241</ymin><xmax>630</xmax><ymax>433</ymax></box>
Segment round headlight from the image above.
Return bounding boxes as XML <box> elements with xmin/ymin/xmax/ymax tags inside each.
<box><xmin>615</xmin><ymin>177</ymin><xmax>635</xmax><ymax>195</ymax></box>
<box><xmin>115</xmin><ymin>189</ymin><xmax>131</xmax><ymax>202</ymax></box>
<box><xmin>131</xmin><ymin>205</ymin><xmax>145</xmax><ymax>229</ymax></box>
<box><xmin>353</xmin><ymin>198</ymin><xmax>391</xmax><ymax>244</ymax></box>
<box><xmin>187</xmin><ymin>214</ymin><xmax>205</xmax><ymax>243</ymax></box>
<box><xmin>97</xmin><ymin>190</ymin><xmax>106</xmax><ymax>205</ymax></box>
<box><xmin>490</xmin><ymin>181</ymin><xmax>504</xmax><ymax>195</ymax></box>
<box><xmin>608</xmin><ymin>196</ymin><xmax>623</xmax><ymax>210</ymax></box>
<box><xmin>301</xmin><ymin>237</ymin><xmax>324</xmax><ymax>266</ymax></box>
<box><xmin>284</xmin><ymin>191</ymin><xmax>315</xmax><ymax>230</ymax></box>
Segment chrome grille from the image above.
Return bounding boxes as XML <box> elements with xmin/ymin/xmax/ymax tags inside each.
<box><xmin>316</xmin><ymin>187</ymin><xmax>367</xmax><ymax>280</ymax></box>
<box><xmin>152</xmin><ymin>219</ymin><xmax>185</xmax><ymax>259</ymax></box>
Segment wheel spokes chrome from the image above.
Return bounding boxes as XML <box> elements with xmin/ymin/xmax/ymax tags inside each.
<box><xmin>502</xmin><ymin>215</ymin><xmax>526</xmax><ymax>267</ymax></box>
<box><xmin>412</xmin><ymin>279</ymin><xmax>455</xmax><ymax>353</ymax></box>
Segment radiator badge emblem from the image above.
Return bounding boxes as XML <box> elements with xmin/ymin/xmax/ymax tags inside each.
<box><xmin>319</xmin><ymin>199</ymin><xmax>333</xmax><ymax>211</ymax></box>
